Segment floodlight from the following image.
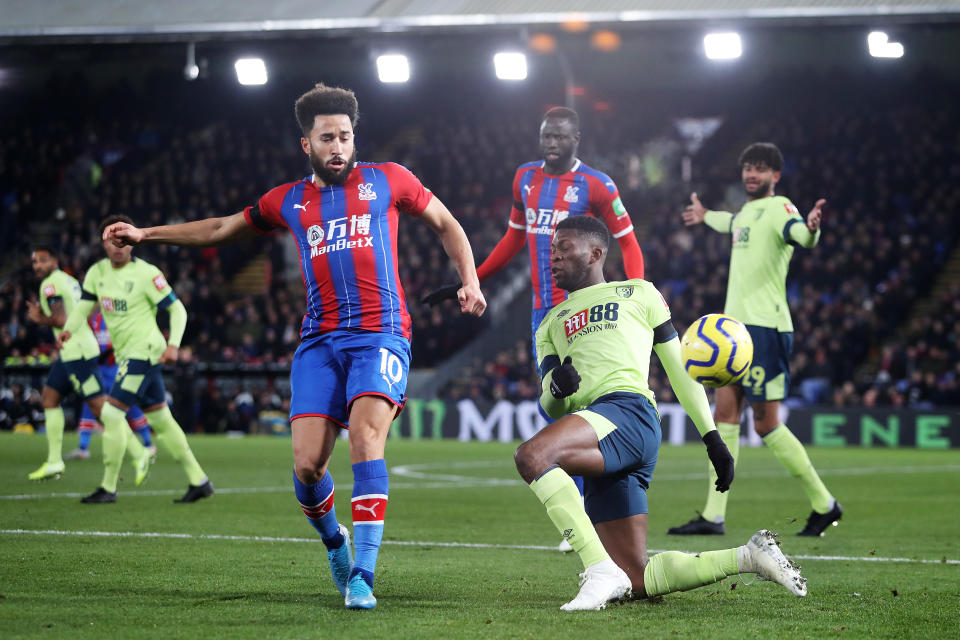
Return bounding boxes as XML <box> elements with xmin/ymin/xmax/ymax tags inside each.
<box><xmin>494</xmin><ymin>52</ymin><xmax>527</xmax><ymax>80</ymax></box>
<box><xmin>703</xmin><ymin>33</ymin><xmax>742</xmax><ymax>60</ymax></box>
<box><xmin>235</xmin><ymin>58</ymin><xmax>267</xmax><ymax>85</ymax></box>
<box><xmin>868</xmin><ymin>32</ymin><xmax>904</xmax><ymax>58</ymax></box>
<box><xmin>377</xmin><ymin>55</ymin><xmax>410</xmax><ymax>83</ymax></box>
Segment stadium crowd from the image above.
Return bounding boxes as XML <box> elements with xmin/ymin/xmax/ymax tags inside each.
<box><xmin>3</xmin><ymin>75</ymin><xmax>959</xmax><ymax>433</ymax></box>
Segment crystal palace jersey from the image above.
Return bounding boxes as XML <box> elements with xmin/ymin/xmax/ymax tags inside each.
<box><xmin>88</xmin><ymin>312</ymin><xmax>115</xmax><ymax>365</ymax></box>
<box><xmin>508</xmin><ymin>159</ymin><xmax>634</xmax><ymax>311</ymax></box>
<box><xmin>243</xmin><ymin>162</ymin><xmax>433</xmax><ymax>341</ymax></box>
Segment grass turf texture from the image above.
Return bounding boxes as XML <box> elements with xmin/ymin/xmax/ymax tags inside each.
<box><xmin>1</xmin><ymin>432</ymin><xmax>957</xmax><ymax>639</ymax></box>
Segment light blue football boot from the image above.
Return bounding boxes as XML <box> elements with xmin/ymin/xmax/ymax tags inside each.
<box><xmin>344</xmin><ymin>573</ymin><xmax>377</xmax><ymax>610</ymax></box>
<box><xmin>328</xmin><ymin>524</ymin><xmax>354</xmax><ymax>596</ymax></box>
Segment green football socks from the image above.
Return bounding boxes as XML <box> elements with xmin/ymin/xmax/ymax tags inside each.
<box><xmin>702</xmin><ymin>421</ymin><xmax>740</xmax><ymax>522</ymax></box>
<box><xmin>43</xmin><ymin>407</ymin><xmax>65</xmax><ymax>464</ymax></box>
<box><xmin>764</xmin><ymin>424</ymin><xmax>834</xmax><ymax>514</ymax></box>
<box><xmin>529</xmin><ymin>467</ymin><xmax>608</xmax><ymax>569</ymax></box>
<box><xmin>145</xmin><ymin>406</ymin><xmax>207</xmax><ymax>486</ymax></box>
<box><xmin>643</xmin><ymin>548</ymin><xmax>739</xmax><ymax>596</ymax></box>
<box><xmin>99</xmin><ymin>402</ymin><xmax>137</xmax><ymax>492</ymax></box>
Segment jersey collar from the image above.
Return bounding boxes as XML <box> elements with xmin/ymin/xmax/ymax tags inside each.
<box><xmin>540</xmin><ymin>157</ymin><xmax>581</xmax><ymax>175</ymax></box>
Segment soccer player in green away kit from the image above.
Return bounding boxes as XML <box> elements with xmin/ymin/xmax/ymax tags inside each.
<box><xmin>670</xmin><ymin>142</ymin><xmax>842</xmax><ymax>537</ymax></box>
<box><xmin>514</xmin><ymin>215</ymin><xmax>807</xmax><ymax>610</ymax></box>
<box><xmin>59</xmin><ymin>215</ymin><xmax>212</xmax><ymax>504</ymax></box>
<box><xmin>26</xmin><ymin>246</ymin><xmax>106</xmax><ymax>480</ymax></box>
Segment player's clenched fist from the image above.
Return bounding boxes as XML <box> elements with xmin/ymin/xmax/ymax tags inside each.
<box><xmin>549</xmin><ymin>356</ymin><xmax>581</xmax><ymax>399</ymax></box>
<box><xmin>457</xmin><ymin>283</ymin><xmax>486</xmax><ymax>317</ymax></box>
<box><xmin>103</xmin><ymin>221</ymin><xmax>145</xmax><ymax>247</ymax></box>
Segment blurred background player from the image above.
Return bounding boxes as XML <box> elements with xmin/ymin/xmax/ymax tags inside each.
<box><xmin>514</xmin><ymin>215</ymin><xmax>805</xmax><ymax>610</ymax></box>
<box><xmin>25</xmin><ymin>245</ymin><xmax>107</xmax><ymax>480</ymax></box>
<box><xmin>65</xmin><ymin>310</ymin><xmax>155</xmax><ymax>461</ymax></box>
<box><xmin>423</xmin><ymin>106</ymin><xmax>645</xmax><ymax>550</ymax></box>
<box><xmin>60</xmin><ymin>215</ymin><xmax>210</xmax><ymax>504</ymax></box>
<box><xmin>102</xmin><ymin>83</ymin><xmax>486</xmax><ymax>609</ymax></box>
<box><xmin>670</xmin><ymin>142</ymin><xmax>842</xmax><ymax>537</ymax></box>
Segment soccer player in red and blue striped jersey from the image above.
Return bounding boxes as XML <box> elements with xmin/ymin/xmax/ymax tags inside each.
<box><xmin>423</xmin><ymin>107</ymin><xmax>645</xmax><ymax>549</ymax></box>
<box><xmin>103</xmin><ymin>83</ymin><xmax>486</xmax><ymax>610</ymax></box>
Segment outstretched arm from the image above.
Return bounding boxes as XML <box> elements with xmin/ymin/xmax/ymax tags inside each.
<box><xmin>418</xmin><ymin>196</ymin><xmax>486</xmax><ymax>317</ymax></box>
<box><xmin>683</xmin><ymin>192</ymin><xmax>733</xmax><ymax>233</ymax></box>
<box><xmin>786</xmin><ymin>198</ymin><xmax>825</xmax><ymax>248</ymax></box>
<box><xmin>654</xmin><ymin>333</ymin><xmax>734</xmax><ymax>492</ymax></box>
<box><xmin>103</xmin><ymin>212</ymin><xmax>256</xmax><ymax>248</ymax></box>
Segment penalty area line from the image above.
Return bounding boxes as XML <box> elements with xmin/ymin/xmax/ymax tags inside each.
<box><xmin>2</xmin><ymin>528</ymin><xmax>957</xmax><ymax>566</ymax></box>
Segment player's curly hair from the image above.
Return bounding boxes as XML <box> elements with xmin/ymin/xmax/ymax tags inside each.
<box><xmin>98</xmin><ymin>214</ymin><xmax>134</xmax><ymax>236</ymax></box>
<box><xmin>739</xmin><ymin>142</ymin><xmax>784</xmax><ymax>171</ymax></box>
<box><xmin>556</xmin><ymin>215</ymin><xmax>610</xmax><ymax>250</ymax></box>
<box><xmin>295</xmin><ymin>83</ymin><xmax>359</xmax><ymax>135</ymax></box>
<box><xmin>32</xmin><ymin>244</ymin><xmax>59</xmax><ymax>260</ymax></box>
<box><xmin>543</xmin><ymin>106</ymin><xmax>579</xmax><ymax>130</ymax></box>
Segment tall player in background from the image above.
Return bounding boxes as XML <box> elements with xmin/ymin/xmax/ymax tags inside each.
<box><xmin>103</xmin><ymin>83</ymin><xmax>486</xmax><ymax>610</ymax></box>
<box><xmin>669</xmin><ymin>142</ymin><xmax>842</xmax><ymax>537</ymax></box>
<box><xmin>423</xmin><ymin>107</ymin><xmax>645</xmax><ymax>550</ymax></box>
<box><xmin>514</xmin><ymin>216</ymin><xmax>805</xmax><ymax>610</ymax></box>
<box><xmin>59</xmin><ymin>215</ymin><xmax>211</xmax><ymax>505</ymax></box>
<box><xmin>65</xmin><ymin>310</ymin><xmax>156</xmax><ymax>461</ymax></box>
<box><xmin>25</xmin><ymin>246</ymin><xmax>108</xmax><ymax>480</ymax></box>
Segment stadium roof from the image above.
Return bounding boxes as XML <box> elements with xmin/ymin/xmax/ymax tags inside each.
<box><xmin>1</xmin><ymin>0</ymin><xmax>958</xmax><ymax>40</ymax></box>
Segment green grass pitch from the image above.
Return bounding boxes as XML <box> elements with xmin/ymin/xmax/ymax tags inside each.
<box><xmin>1</xmin><ymin>432</ymin><xmax>957</xmax><ymax>639</ymax></box>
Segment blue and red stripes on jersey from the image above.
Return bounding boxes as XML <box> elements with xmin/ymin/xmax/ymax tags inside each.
<box><xmin>508</xmin><ymin>158</ymin><xmax>634</xmax><ymax>310</ymax></box>
<box><xmin>88</xmin><ymin>312</ymin><xmax>115</xmax><ymax>365</ymax></box>
<box><xmin>243</xmin><ymin>162</ymin><xmax>432</xmax><ymax>341</ymax></box>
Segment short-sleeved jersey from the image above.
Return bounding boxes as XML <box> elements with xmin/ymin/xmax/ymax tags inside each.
<box><xmin>82</xmin><ymin>257</ymin><xmax>177</xmax><ymax>363</ymax></box>
<box><xmin>508</xmin><ymin>159</ymin><xmax>634</xmax><ymax>311</ymax></box>
<box><xmin>721</xmin><ymin>195</ymin><xmax>806</xmax><ymax>332</ymax></box>
<box><xmin>243</xmin><ymin>162</ymin><xmax>433</xmax><ymax>341</ymax></box>
<box><xmin>39</xmin><ymin>269</ymin><xmax>99</xmax><ymax>361</ymax></box>
<box><xmin>88</xmin><ymin>312</ymin><xmax>115</xmax><ymax>365</ymax></box>
<box><xmin>535</xmin><ymin>279</ymin><xmax>671</xmax><ymax>413</ymax></box>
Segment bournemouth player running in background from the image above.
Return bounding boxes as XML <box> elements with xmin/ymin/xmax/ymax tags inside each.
<box><xmin>65</xmin><ymin>310</ymin><xmax>155</xmax><ymax>461</ymax></box>
<box><xmin>60</xmin><ymin>215</ymin><xmax>211</xmax><ymax>504</ymax></box>
<box><xmin>423</xmin><ymin>107</ymin><xmax>645</xmax><ymax>548</ymax></box>
<box><xmin>103</xmin><ymin>83</ymin><xmax>486</xmax><ymax>610</ymax></box>
<box><xmin>514</xmin><ymin>215</ymin><xmax>805</xmax><ymax>610</ymax></box>
<box><xmin>25</xmin><ymin>246</ymin><xmax>106</xmax><ymax>480</ymax></box>
<box><xmin>670</xmin><ymin>142</ymin><xmax>841</xmax><ymax>537</ymax></box>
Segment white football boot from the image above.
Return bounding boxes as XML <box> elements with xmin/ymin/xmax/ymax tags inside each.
<box><xmin>740</xmin><ymin>529</ymin><xmax>808</xmax><ymax>597</ymax></box>
<box><xmin>560</xmin><ymin>558</ymin><xmax>632</xmax><ymax>611</ymax></box>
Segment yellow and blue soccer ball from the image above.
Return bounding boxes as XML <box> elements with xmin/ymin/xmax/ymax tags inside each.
<box><xmin>680</xmin><ymin>314</ymin><xmax>754</xmax><ymax>388</ymax></box>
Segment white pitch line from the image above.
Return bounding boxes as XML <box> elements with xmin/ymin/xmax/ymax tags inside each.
<box><xmin>2</xmin><ymin>528</ymin><xmax>957</xmax><ymax>566</ymax></box>
<box><xmin>4</xmin><ymin>462</ymin><xmax>959</xmax><ymax>501</ymax></box>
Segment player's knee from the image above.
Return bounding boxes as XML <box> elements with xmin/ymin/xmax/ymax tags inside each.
<box><xmin>293</xmin><ymin>458</ymin><xmax>326</xmax><ymax>484</ymax></box>
<box><xmin>514</xmin><ymin>441</ymin><xmax>546</xmax><ymax>483</ymax></box>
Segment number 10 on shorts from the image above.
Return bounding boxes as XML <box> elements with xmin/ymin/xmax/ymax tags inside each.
<box><xmin>379</xmin><ymin>348</ymin><xmax>403</xmax><ymax>384</ymax></box>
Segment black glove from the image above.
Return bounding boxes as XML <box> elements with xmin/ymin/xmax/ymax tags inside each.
<box><xmin>420</xmin><ymin>282</ymin><xmax>461</xmax><ymax>307</ymax></box>
<box><xmin>702</xmin><ymin>430</ymin><xmax>735</xmax><ymax>492</ymax></box>
<box><xmin>549</xmin><ymin>356</ymin><xmax>581</xmax><ymax>399</ymax></box>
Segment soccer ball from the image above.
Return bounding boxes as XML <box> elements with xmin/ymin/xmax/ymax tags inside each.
<box><xmin>680</xmin><ymin>314</ymin><xmax>754</xmax><ymax>388</ymax></box>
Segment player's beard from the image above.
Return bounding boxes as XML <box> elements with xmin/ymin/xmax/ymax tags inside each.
<box><xmin>744</xmin><ymin>177</ymin><xmax>772</xmax><ymax>199</ymax></box>
<box><xmin>311</xmin><ymin>149</ymin><xmax>357</xmax><ymax>186</ymax></box>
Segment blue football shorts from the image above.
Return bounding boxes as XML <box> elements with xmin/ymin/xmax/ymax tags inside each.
<box><xmin>289</xmin><ymin>329</ymin><xmax>411</xmax><ymax>428</ymax></box>
<box><xmin>574</xmin><ymin>392</ymin><xmax>662</xmax><ymax>524</ymax></box>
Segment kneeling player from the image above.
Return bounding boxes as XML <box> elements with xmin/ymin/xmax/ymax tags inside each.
<box><xmin>514</xmin><ymin>216</ymin><xmax>807</xmax><ymax>610</ymax></box>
